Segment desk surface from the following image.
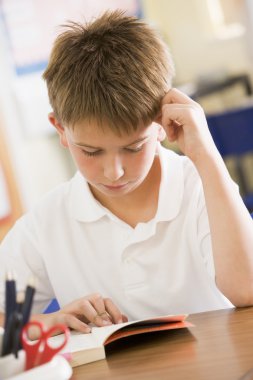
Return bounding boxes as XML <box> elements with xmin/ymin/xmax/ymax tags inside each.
<box><xmin>72</xmin><ymin>307</ymin><xmax>253</xmax><ymax>380</ymax></box>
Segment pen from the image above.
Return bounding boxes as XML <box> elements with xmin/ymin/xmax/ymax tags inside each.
<box><xmin>1</xmin><ymin>292</ymin><xmax>24</xmax><ymax>357</ymax></box>
<box><xmin>12</xmin><ymin>292</ymin><xmax>25</xmax><ymax>357</ymax></box>
<box><xmin>11</xmin><ymin>311</ymin><xmax>23</xmax><ymax>359</ymax></box>
<box><xmin>14</xmin><ymin>278</ymin><xmax>36</xmax><ymax>353</ymax></box>
<box><xmin>1</xmin><ymin>276</ymin><xmax>36</xmax><ymax>357</ymax></box>
<box><xmin>1</xmin><ymin>310</ymin><xmax>19</xmax><ymax>357</ymax></box>
<box><xmin>21</xmin><ymin>277</ymin><xmax>36</xmax><ymax>327</ymax></box>
<box><xmin>4</xmin><ymin>271</ymin><xmax>16</xmax><ymax>331</ymax></box>
<box><xmin>1</xmin><ymin>272</ymin><xmax>17</xmax><ymax>357</ymax></box>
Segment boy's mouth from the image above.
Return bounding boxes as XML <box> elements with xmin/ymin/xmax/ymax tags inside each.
<box><xmin>102</xmin><ymin>183</ymin><xmax>128</xmax><ymax>191</ymax></box>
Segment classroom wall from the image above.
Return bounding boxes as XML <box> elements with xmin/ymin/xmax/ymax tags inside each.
<box><xmin>0</xmin><ymin>22</ymin><xmax>75</xmax><ymax>211</ymax></box>
<box><xmin>143</xmin><ymin>0</ymin><xmax>252</xmax><ymax>84</ymax></box>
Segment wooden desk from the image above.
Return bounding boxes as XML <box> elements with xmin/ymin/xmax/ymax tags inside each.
<box><xmin>72</xmin><ymin>307</ymin><xmax>253</xmax><ymax>380</ymax></box>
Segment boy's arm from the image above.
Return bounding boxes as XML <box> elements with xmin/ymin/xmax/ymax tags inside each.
<box><xmin>194</xmin><ymin>144</ymin><xmax>253</xmax><ymax>306</ymax></box>
<box><xmin>159</xmin><ymin>88</ymin><xmax>253</xmax><ymax>307</ymax></box>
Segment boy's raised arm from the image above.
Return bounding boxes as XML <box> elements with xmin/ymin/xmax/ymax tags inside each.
<box><xmin>191</xmin><ymin>145</ymin><xmax>253</xmax><ymax>306</ymax></box>
<box><xmin>159</xmin><ymin>88</ymin><xmax>253</xmax><ymax>307</ymax></box>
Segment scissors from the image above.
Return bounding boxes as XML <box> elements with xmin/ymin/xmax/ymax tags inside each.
<box><xmin>21</xmin><ymin>321</ymin><xmax>70</xmax><ymax>370</ymax></box>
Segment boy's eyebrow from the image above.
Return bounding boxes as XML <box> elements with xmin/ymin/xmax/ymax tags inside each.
<box><xmin>72</xmin><ymin>136</ymin><xmax>149</xmax><ymax>149</ymax></box>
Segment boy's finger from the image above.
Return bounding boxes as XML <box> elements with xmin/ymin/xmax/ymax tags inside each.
<box><xmin>51</xmin><ymin>312</ymin><xmax>91</xmax><ymax>334</ymax></box>
<box><xmin>79</xmin><ymin>298</ymin><xmax>112</xmax><ymax>326</ymax></box>
<box><xmin>161</xmin><ymin>105</ymin><xmax>186</xmax><ymax>127</ymax></box>
<box><xmin>104</xmin><ymin>297</ymin><xmax>125</xmax><ymax>324</ymax></box>
<box><xmin>63</xmin><ymin>314</ymin><xmax>91</xmax><ymax>333</ymax></box>
<box><xmin>89</xmin><ymin>294</ymin><xmax>112</xmax><ymax>322</ymax></box>
<box><xmin>161</xmin><ymin>88</ymin><xmax>196</xmax><ymax>106</ymax></box>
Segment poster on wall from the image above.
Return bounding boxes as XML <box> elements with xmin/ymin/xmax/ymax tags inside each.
<box><xmin>0</xmin><ymin>165</ymin><xmax>11</xmax><ymax>222</ymax></box>
<box><xmin>0</xmin><ymin>0</ymin><xmax>142</xmax><ymax>137</ymax></box>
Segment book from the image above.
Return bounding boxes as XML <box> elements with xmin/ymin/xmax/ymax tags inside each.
<box><xmin>50</xmin><ymin>314</ymin><xmax>193</xmax><ymax>368</ymax></box>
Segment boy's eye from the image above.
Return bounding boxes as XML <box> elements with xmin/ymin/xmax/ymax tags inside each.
<box><xmin>81</xmin><ymin>149</ymin><xmax>101</xmax><ymax>157</ymax></box>
<box><xmin>125</xmin><ymin>145</ymin><xmax>143</xmax><ymax>153</ymax></box>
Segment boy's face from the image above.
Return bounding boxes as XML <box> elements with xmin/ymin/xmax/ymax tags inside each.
<box><xmin>50</xmin><ymin>116</ymin><xmax>165</xmax><ymax>199</ymax></box>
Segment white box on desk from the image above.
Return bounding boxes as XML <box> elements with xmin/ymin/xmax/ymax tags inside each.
<box><xmin>0</xmin><ymin>327</ymin><xmax>72</xmax><ymax>380</ymax></box>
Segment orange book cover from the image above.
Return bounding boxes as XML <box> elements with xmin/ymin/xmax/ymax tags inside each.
<box><xmin>105</xmin><ymin>315</ymin><xmax>192</xmax><ymax>345</ymax></box>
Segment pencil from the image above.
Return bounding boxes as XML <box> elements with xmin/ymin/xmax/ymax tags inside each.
<box><xmin>11</xmin><ymin>292</ymin><xmax>25</xmax><ymax>358</ymax></box>
<box><xmin>21</xmin><ymin>277</ymin><xmax>36</xmax><ymax>326</ymax></box>
<box><xmin>4</xmin><ymin>271</ymin><xmax>16</xmax><ymax>330</ymax></box>
<box><xmin>1</xmin><ymin>271</ymin><xmax>16</xmax><ymax>357</ymax></box>
<box><xmin>1</xmin><ymin>276</ymin><xmax>36</xmax><ymax>357</ymax></box>
<box><xmin>14</xmin><ymin>280</ymin><xmax>36</xmax><ymax>353</ymax></box>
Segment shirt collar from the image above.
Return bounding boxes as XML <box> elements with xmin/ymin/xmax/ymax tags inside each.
<box><xmin>69</xmin><ymin>172</ymin><xmax>107</xmax><ymax>222</ymax></box>
<box><xmin>69</xmin><ymin>145</ymin><xmax>184</xmax><ymax>223</ymax></box>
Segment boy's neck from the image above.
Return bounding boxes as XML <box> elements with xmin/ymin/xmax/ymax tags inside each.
<box><xmin>90</xmin><ymin>155</ymin><xmax>161</xmax><ymax>228</ymax></box>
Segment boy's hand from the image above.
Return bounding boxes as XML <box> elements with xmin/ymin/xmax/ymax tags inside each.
<box><xmin>31</xmin><ymin>293</ymin><xmax>128</xmax><ymax>337</ymax></box>
<box><xmin>157</xmin><ymin>88</ymin><xmax>216</xmax><ymax>163</ymax></box>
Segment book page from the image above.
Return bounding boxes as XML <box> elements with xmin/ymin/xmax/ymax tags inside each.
<box><xmin>50</xmin><ymin>323</ymin><xmax>125</xmax><ymax>354</ymax></box>
<box><xmin>54</xmin><ymin>330</ymin><xmax>100</xmax><ymax>354</ymax></box>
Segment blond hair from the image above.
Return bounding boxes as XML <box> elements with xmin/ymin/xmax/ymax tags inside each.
<box><xmin>43</xmin><ymin>10</ymin><xmax>175</xmax><ymax>133</ymax></box>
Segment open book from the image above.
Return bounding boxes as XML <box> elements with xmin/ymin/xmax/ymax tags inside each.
<box><xmin>51</xmin><ymin>314</ymin><xmax>192</xmax><ymax>368</ymax></box>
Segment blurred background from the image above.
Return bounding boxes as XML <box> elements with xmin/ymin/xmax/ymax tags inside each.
<box><xmin>0</xmin><ymin>0</ymin><xmax>253</xmax><ymax>240</ymax></box>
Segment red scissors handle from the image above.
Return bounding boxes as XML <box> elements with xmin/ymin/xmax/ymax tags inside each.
<box><xmin>38</xmin><ymin>323</ymin><xmax>69</xmax><ymax>366</ymax></box>
<box><xmin>22</xmin><ymin>321</ymin><xmax>43</xmax><ymax>370</ymax></box>
<box><xmin>21</xmin><ymin>321</ymin><xmax>70</xmax><ymax>370</ymax></box>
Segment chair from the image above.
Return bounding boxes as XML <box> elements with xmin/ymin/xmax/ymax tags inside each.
<box><xmin>43</xmin><ymin>298</ymin><xmax>60</xmax><ymax>314</ymax></box>
<box><xmin>206</xmin><ymin>105</ymin><xmax>253</xmax><ymax>212</ymax></box>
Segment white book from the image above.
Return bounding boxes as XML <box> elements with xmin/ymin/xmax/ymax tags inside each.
<box><xmin>50</xmin><ymin>314</ymin><xmax>192</xmax><ymax>368</ymax></box>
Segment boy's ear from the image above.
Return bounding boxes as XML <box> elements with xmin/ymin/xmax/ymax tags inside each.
<box><xmin>48</xmin><ymin>112</ymin><xmax>68</xmax><ymax>148</ymax></box>
<box><xmin>154</xmin><ymin>111</ymin><xmax>162</xmax><ymax>126</ymax></box>
<box><xmin>157</xmin><ymin>124</ymin><xmax>166</xmax><ymax>142</ymax></box>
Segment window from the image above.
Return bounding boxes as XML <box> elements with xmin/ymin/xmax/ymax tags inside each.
<box><xmin>206</xmin><ymin>0</ymin><xmax>245</xmax><ymax>39</ymax></box>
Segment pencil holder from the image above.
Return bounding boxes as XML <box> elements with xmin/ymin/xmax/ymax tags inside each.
<box><xmin>0</xmin><ymin>328</ymin><xmax>72</xmax><ymax>380</ymax></box>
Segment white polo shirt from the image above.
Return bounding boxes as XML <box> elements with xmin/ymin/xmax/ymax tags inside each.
<box><xmin>0</xmin><ymin>146</ymin><xmax>233</xmax><ymax>319</ymax></box>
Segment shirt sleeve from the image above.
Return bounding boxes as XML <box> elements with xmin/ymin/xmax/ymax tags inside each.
<box><xmin>0</xmin><ymin>214</ymin><xmax>55</xmax><ymax>314</ymax></box>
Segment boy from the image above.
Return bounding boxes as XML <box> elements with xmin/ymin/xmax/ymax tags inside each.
<box><xmin>0</xmin><ymin>10</ymin><xmax>253</xmax><ymax>334</ymax></box>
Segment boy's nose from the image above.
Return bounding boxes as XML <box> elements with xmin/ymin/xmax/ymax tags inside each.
<box><xmin>103</xmin><ymin>155</ymin><xmax>124</xmax><ymax>182</ymax></box>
